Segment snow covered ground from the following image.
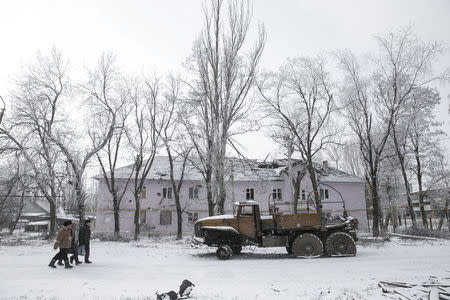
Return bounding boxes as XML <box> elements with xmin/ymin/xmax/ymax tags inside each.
<box><xmin>0</xmin><ymin>234</ymin><xmax>449</xmax><ymax>300</ymax></box>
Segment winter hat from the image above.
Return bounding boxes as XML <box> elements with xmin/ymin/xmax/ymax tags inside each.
<box><xmin>63</xmin><ymin>220</ymin><xmax>72</xmax><ymax>226</ymax></box>
<box><xmin>84</xmin><ymin>219</ymin><xmax>91</xmax><ymax>225</ymax></box>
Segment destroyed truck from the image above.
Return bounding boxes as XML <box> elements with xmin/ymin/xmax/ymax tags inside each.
<box><xmin>193</xmin><ymin>201</ymin><xmax>358</xmax><ymax>260</ymax></box>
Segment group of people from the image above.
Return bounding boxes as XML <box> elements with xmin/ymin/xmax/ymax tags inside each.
<box><xmin>48</xmin><ymin>219</ymin><xmax>92</xmax><ymax>269</ymax></box>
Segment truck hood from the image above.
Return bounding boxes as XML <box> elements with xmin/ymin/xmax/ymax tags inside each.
<box><xmin>195</xmin><ymin>214</ymin><xmax>235</xmax><ymax>223</ymax></box>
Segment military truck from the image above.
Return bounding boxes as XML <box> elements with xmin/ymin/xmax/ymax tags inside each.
<box><xmin>193</xmin><ymin>201</ymin><xmax>358</xmax><ymax>260</ymax></box>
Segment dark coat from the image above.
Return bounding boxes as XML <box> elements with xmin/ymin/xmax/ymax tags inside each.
<box><xmin>79</xmin><ymin>225</ymin><xmax>91</xmax><ymax>246</ymax></box>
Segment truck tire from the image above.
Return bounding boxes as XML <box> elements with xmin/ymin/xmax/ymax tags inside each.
<box><xmin>292</xmin><ymin>233</ymin><xmax>323</xmax><ymax>257</ymax></box>
<box><xmin>216</xmin><ymin>245</ymin><xmax>233</xmax><ymax>260</ymax></box>
<box><xmin>325</xmin><ymin>232</ymin><xmax>356</xmax><ymax>256</ymax></box>
<box><xmin>231</xmin><ymin>246</ymin><xmax>242</xmax><ymax>254</ymax></box>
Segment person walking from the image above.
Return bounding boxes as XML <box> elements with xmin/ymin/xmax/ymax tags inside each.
<box><xmin>48</xmin><ymin>220</ymin><xmax>73</xmax><ymax>269</ymax></box>
<box><xmin>69</xmin><ymin>222</ymin><xmax>83</xmax><ymax>265</ymax></box>
<box><xmin>79</xmin><ymin>219</ymin><xmax>92</xmax><ymax>263</ymax></box>
<box><xmin>57</xmin><ymin>223</ymin><xmax>82</xmax><ymax>266</ymax></box>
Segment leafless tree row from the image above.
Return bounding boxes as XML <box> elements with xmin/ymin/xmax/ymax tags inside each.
<box><xmin>1</xmin><ymin>1</ymin><xmax>448</xmax><ymax>240</ymax></box>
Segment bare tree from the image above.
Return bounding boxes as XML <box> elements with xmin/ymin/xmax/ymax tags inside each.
<box><xmin>0</xmin><ymin>49</ymin><xmax>68</xmax><ymax>236</ymax></box>
<box><xmin>406</xmin><ymin>87</ymin><xmax>442</xmax><ymax>227</ymax></box>
<box><xmin>374</xmin><ymin>28</ymin><xmax>447</xmax><ymax>230</ymax></box>
<box><xmin>258</xmin><ymin>56</ymin><xmax>337</xmax><ymax>225</ymax></box>
<box><xmin>424</xmin><ymin>145</ymin><xmax>450</xmax><ymax>231</ymax></box>
<box><xmin>337</xmin><ymin>50</ymin><xmax>394</xmax><ymax>237</ymax></box>
<box><xmin>126</xmin><ymin>76</ymin><xmax>163</xmax><ymax>240</ymax></box>
<box><xmin>337</xmin><ymin>27</ymin><xmax>447</xmax><ymax>235</ymax></box>
<box><xmin>341</xmin><ymin>141</ymin><xmax>364</xmax><ymax>177</ymax></box>
<box><xmin>184</xmin><ymin>0</ymin><xmax>266</xmax><ymax>214</ymax></box>
<box><xmin>48</xmin><ymin>53</ymin><xmax>118</xmax><ymax>224</ymax></box>
<box><xmin>95</xmin><ymin>103</ymin><xmax>133</xmax><ymax>238</ymax></box>
<box><xmin>158</xmin><ymin>76</ymin><xmax>193</xmax><ymax>239</ymax></box>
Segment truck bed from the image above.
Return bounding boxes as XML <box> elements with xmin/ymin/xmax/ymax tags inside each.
<box><xmin>260</xmin><ymin>213</ymin><xmax>321</xmax><ymax>232</ymax></box>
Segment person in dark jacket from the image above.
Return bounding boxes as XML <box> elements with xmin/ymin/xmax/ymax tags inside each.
<box><xmin>49</xmin><ymin>220</ymin><xmax>73</xmax><ymax>269</ymax></box>
<box><xmin>79</xmin><ymin>219</ymin><xmax>92</xmax><ymax>263</ymax></box>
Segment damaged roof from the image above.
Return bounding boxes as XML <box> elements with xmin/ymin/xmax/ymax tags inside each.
<box><xmin>95</xmin><ymin>156</ymin><xmax>363</xmax><ymax>184</ymax></box>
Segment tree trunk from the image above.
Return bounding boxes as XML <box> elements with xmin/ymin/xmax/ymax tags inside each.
<box><xmin>393</xmin><ymin>130</ymin><xmax>417</xmax><ymax>228</ymax></box>
<box><xmin>415</xmin><ymin>151</ymin><xmax>428</xmax><ymax>227</ymax></box>
<box><xmin>175</xmin><ymin>194</ymin><xmax>183</xmax><ymax>240</ymax></box>
<box><xmin>9</xmin><ymin>192</ymin><xmax>25</xmax><ymax>234</ymax></box>
<box><xmin>206</xmin><ymin>173</ymin><xmax>215</xmax><ymax>216</ymax></box>
<box><xmin>215</xmin><ymin>149</ymin><xmax>226</xmax><ymax>215</ymax></box>
<box><xmin>292</xmin><ymin>171</ymin><xmax>304</xmax><ymax>215</ymax></box>
<box><xmin>370</xmin><ymin>177</ymin><xmax>381</xmax><ymax>237</ymax></box>
<box><xmin>437</xmin><ymin>192</ymin><xmax>449</xmax><ymax>231</ymax></box>
<box><xmin>383</xmin><ymin>211</ymin><xmax>390</xmax><ymax>233</ymax></box>
<box><xmin>307</xmin><ymin>161</ymin><xmax>323</xmax><ymax>228</ymax></box>
<box><xmin>113</xmin><ymin>196</ymin><xmax>120</xmax><ymax>238</ymax></box>
<box><xmin>49</xmin><ymin>201</ymin><xmax>57</xmax><ymax>237</ymax></box>
<box><xmin>75</xmin><ymin>178</ymin><xmax>86</xmax><ymax>224</ymax></box>
<box><xmin>292</xmin><ymin>179</ymin><xmax>300</xmax><ymax>214</ymax></box>
<box><xmin>134</xmin><ymin>193</ymin><xmax>140</xmax><ymax>241</ymax></box>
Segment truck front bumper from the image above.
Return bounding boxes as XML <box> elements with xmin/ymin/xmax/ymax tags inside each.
<box><xmin>191</xmin><ymin>236</ymin><xmax>205</xmax><ymax>245</ymax></box>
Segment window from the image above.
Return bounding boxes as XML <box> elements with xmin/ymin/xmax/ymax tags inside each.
<box><xmin>320</xmin><ymin>188</ymin><xmax>329</xmax><ymax>200</ymax></box>
<box><xmin>160</xmin><ymin>211</ymin><xmax>172</xmax><ymax>225</ymax></box>
<box><xmin>188</xmin><ymin>212</ymin><xmax>198</xmax><ymax>224</ymax></box>
<box><xmin>246</xmin><ymin>188</ymin><xmax>254</xmax><ymax>200</ymax></box>
<box><xmin>301</xmin><ymin>190</ymin><xmax>306</xmax><ymax>201</ymax></box>
<box><xmin>240</xmin><ymin>205</ymin><xmax>253</xmax><ymax>216</ymax></box>
<box><xmin>189</xmin><ymin>186</ymin><xmax>199</xmax><ymax>199</ymax></box>
<box><xmin>162</xmin><ymin>187</ymin><xmax>173</xmax><ymax>199</ymax></box>
<box><xmin>141</xmin><ymin>187</ymin><xmax>147</xmax><ymax>199</ymax></box>
<box><xmin>272</xmin><ymin>188</ymin><xmax>282</xmax><ymax>201</ymax></box>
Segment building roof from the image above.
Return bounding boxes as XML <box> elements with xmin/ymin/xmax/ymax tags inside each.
<box><xmin>94</xmin><ymin>156</ymin><xmax>363</xmax><ymax>184</ymax></box>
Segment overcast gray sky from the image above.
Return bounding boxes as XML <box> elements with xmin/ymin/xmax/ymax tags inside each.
<box><xmin>1</xmin><ymin>0</ymin><xmax>449</xmax><ymax>161</ymax></box>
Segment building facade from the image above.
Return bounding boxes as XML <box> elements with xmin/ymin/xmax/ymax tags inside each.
<box><xmin>94</xmin><ymin>157</ymin><xmax>367</xmax><ymax>234</ymax></box>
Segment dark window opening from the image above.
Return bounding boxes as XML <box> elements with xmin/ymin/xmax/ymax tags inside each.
<box><xmin>246</xmin><ymin>188</ymin><xmax>254</xmax><ymax>200</ymax></box>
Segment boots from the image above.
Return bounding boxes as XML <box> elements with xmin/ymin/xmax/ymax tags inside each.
<box><xmin>85</xmin><ymin>259</ymin><xmax>92</xmax><ymax>264</ymax></box>
<box><xmin>57</xmin><ymin>260</ymin><xmax>64</xmax><ymax>266</ymax></box>
<box><xmin>48</xmin><ymin>259</ymin><xmax>57</xmax><ymax>268</ymax></box>
<box><xmin>71</xmin><ymin>255</ymin><xmax>82</xmax><ymax>265</ymax></box>
<box><xmin>64</xmin><ymin>260</ymin><xmax>73</xmax><ymax>269</ymax></box>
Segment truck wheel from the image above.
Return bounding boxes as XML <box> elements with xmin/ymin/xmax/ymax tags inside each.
<box><xmin>292</xmin><ymin>233</ymin><xmax>323</xmax><ymax>258</ymax></box>
<box><xmin>325</xmin><ymin>232</ymin><xmax>356</xmax><ymax>256</ymax></box>
<box><xmin>231</xmin><ymin>246</ymin><xmax>242</xmax><ymax>254</ymax></box>
<box><xmin>216</xmin><ymin>245</ymin><xmax>233</xmax><ymax>260</ymax></box>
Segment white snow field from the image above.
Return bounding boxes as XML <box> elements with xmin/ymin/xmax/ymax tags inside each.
<box><xmin>0</xmin><ymin>236</ymin><xmax>449</xmax><ymax>300</ymax></box>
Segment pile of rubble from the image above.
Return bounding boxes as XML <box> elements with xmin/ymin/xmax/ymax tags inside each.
<box><xmin>379</xmin><ymin>276</ymin><xmax>450</xmax><ymax>299</ymax></box>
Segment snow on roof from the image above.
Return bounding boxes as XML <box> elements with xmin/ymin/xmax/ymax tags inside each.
<box><xmin>22</xmin><ymin>213</ymin><xmax>46</xmax><ymax>217</ymax></box>
<box><xmin>94</xmin><ymin>156</ymin><xmax>363</xmax><ymax>184</ymax></box>
<box><xmin>28</xmin><ymin>221</ymin><xmax>48</xmax><ymax>226</ymax></box>
<box><xmin>319</xmin><ymin>168</ymin><xmax>364</xmax><ymax>183</ymax></box>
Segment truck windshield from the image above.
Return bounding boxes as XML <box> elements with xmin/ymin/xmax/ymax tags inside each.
<box><xmin>240</xmin><ymin>205</ymin><xmax>253</xmax><ymax>216</ymax></box>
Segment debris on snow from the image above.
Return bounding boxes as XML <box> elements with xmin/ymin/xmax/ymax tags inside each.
<box><xmin>378</xmin><ymin>277</ymin><xmax>450</xmax><ymax>300</ymax></box>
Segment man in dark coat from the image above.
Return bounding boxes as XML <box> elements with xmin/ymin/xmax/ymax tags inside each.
<box><xmin>49</xmin><ymin>220</ymin><xmax>73</xmax><ymax>269</ymax></box>
<box><xmin>79</xmin><ymin>219</ymin><xmax>92</xmax><ymax>263</ymax></box>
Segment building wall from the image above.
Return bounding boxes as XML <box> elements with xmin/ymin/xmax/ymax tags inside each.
<box><xmin>95</xmin><ymin>169</ymin><xmax>367</xmax><ymax>234</ymax></box>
